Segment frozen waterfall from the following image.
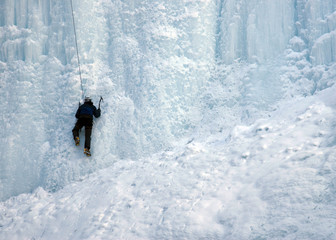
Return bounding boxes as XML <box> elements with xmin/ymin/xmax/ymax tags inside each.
<box><xmin>1</xmin><ymin>0</ymin><xmax>336</xmax><ymax>201</ymax></box>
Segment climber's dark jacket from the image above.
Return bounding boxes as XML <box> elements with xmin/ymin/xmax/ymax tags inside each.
<box><xmin>75</xmin><ymin>101</ymin><xmax>101</xmax><ymax>119</ymax></box>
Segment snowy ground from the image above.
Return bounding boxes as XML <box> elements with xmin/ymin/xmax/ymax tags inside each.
<box><xmin>1</xmin><ymin>86</ymin><xmax>336</xmax><ymax>239</ymax></box>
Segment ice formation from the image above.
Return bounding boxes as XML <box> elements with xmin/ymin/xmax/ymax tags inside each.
<box><xmin>0</xmin><ymin>0</ymin><xmax>335</xmax><ymax>215</ymax></box>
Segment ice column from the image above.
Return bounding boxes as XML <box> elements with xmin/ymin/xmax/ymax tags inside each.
<box><xmin>217</xmin><ymin>0</ymin><xmax>295</xmax><ymax>63</ymax></box>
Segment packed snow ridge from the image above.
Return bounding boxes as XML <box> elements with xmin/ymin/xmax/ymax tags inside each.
<box><xmin>1</xmin><ymin>0</ymin><xmax>336</xmax><ymax>239</ymax></box>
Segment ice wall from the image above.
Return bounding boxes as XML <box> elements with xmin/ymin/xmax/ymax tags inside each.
<box><xmin>216</xmin><ymin>0</ymin><xmax>295</xmax><ymax>63</ymax></box>
<box><xmin>216</xmin><ymin>0</ymin><xmax>336</xmax><ymax>65</ymax></box>
<box><xmin>1</xmin><ymin>0</ymin><xmax>336</xmax><ymax>200</ymax></box>
<box><xmin>304</xmin><ymin>0</ymin><xmax>336</xmax><ymax>64</ymax></box>
<box><xmin>0</xmin><ymin>1</ymin><xmax>79</xmax><ymax>200</ymax></box>
<box><xmin>0</xmin><ymin>0</ymin><xmax>218</xmax><ymax>200</ymax></box>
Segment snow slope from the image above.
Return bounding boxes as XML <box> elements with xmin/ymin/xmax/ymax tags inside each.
<box><xmin>1</xmin><ymin>86</ymin><xmax>336</xmax><ymax>239</ymax></box>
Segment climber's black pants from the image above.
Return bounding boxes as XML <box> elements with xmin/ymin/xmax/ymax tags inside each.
<box><xmin>72</xmin><ymin>116</ymin><xmax>93</xmax><ymax>149</ymax></box>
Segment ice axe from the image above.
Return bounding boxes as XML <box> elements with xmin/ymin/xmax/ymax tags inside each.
<box><xmin>98</xmin><ymin>96</ymin><xmax>103</xmax><ymax>109</ymax></box>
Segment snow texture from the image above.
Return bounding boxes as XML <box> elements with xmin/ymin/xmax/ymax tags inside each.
<box><xmin>1</xmin><ymin>0</ymin><xmax>336</xmax><ymax>239</ymax></box>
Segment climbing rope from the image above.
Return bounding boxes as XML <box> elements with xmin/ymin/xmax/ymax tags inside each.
<box><xmin>70</xmin><ymin>0</ymin><xmax>84</xmax><ymax>100</ymax></box>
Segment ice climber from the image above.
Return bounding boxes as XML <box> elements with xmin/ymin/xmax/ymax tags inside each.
<box><xmin>72</xmin><ymin>96</ymin><xmax>101</xmax><ymax>156</ymax></box>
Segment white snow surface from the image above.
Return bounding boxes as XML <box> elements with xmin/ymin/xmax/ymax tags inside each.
<box><xmin>1</xmin><ymin>0</ymin><xmax>336</xmax><ymax>239</ymax></box>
